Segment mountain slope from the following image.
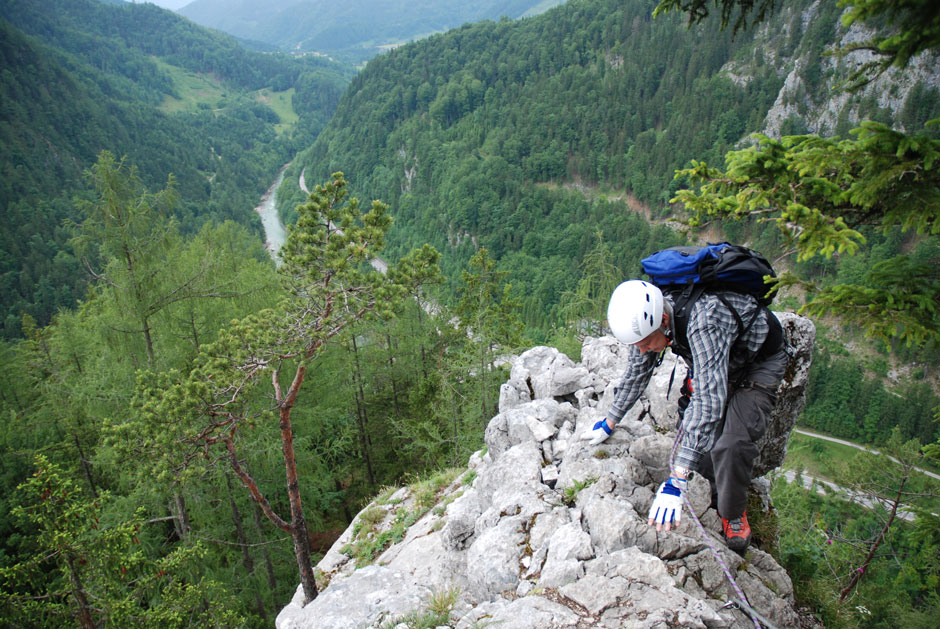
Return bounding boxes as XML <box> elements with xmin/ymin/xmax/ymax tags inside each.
<box><xmin>295</xmin><ymin>0</ymin><xmax>940</xmax><ymax>336</ymax></box>
<box><xmin>296</xmin><ymin>0</ymin><xmax>778</xmax><ymax>330</ymax></box>
<box><xmin>0</xmin><ymin>0</ymin><xmax>353</xmax><ymax>336</ymax></box>
<box><xmin>278</xmin><ymin>325</ymin><xmax>816</xmax><ymax>628</ymax></box>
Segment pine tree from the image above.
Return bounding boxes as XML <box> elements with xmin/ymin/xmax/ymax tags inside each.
<box><xmin>0</xmin><ymin>456</ymin><xmax>243</xmax><ymax>628</ymax></box>
<box><xmin>456</xmin><ymin>248</ymin><xmax>524</xmax><ymax>427</ymax></box>
<box><xmin>136</xmin><ymin>173</ymin><xmax>439</xmax><ymax>604</ymax></box>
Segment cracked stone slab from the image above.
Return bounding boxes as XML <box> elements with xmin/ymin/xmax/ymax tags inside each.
<box><xmin>455</xmin><ymin>595</ymin><xmax>581</xmax><ymax>629</ymax></box>
<box><xmin>559</xmin><ymin>573</ymin><xmax>631</xmax><ymax>616</ymax></box>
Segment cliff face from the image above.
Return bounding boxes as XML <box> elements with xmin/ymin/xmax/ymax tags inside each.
<box><xmin>723</xmin><ymin>0</ymin><xmax>940</xmax><ymax>138</ymax></box>
<box><xmin>277</xmin><ymin>312</ymin><xmax>816</xmax><ymax>629</ymax></box>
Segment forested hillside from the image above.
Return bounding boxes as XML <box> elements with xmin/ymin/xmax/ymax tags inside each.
<box><xmin>0</xmin><ymin>0</ymin><xmax>938</xmax><ymax>627</ymax></box>
<box><xmin>293</xmin><ymin>0</ymin><xmax>940</xmax><ymax>474</ymax></box>
<box><xmin>292</xmin><ymin>1</ymin><xmax>748</xmax><ymax>323</ymax></box>
<box><xmin>0</xmin><ymin>0</ymin><xmax>353</xmax><ymax>337</ymax></box>
<box><xmin>295</xmin><ymin>0</ymin><xmax>939</xmax><ymax>355</ymax></box>
<box><xmin>180</xmin><ymin>0</ymin><xmax>566</xmax><ymax>63</ymax></box>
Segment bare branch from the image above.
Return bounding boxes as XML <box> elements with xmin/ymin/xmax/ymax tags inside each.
<box><xmin>223</xmin><ymin>436</ymin><xmax>291</xmax><ymax>534</ymax></box>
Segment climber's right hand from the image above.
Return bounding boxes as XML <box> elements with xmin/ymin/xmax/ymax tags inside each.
<box><xmin>580</xmin><ymin>418</ymin><xmax>613</xmax><ymax>446</ymax></box>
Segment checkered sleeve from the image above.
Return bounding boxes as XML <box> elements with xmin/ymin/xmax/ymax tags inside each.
<box><xmin>606</xmin><ymin>345</ymin><xmax>659</xmax><ymax>425</ymax></box>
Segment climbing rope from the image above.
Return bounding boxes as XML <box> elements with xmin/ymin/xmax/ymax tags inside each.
<box><xmin>667</xmin><ymin>428</ymin><xmax>776</xmax><ymax>629</ymax></box>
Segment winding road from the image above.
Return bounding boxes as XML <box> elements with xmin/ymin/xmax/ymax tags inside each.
<box><xmin>776</xmin><ymin>468</ymin><xmax>922</xmax><ymax>521</ymax></box>
<box><xmin>794</xmin><ymin>428</ymin><xmax>940</xmax><ymax>481</ymax></box>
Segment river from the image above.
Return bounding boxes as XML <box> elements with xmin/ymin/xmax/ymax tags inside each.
<box><xmin>254</xmin><ymin>163</ymin><xmax>290</xmax><ymax>262</ymax></box>
<box><xmin>257</xmin><ymin>165</ymin><xmax>390</xmax><ymax>274</ymax></box>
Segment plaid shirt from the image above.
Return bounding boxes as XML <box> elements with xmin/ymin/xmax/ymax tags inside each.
<box><xmin>606</xmin><ymin>291</ymin><xmax>770</xmax><ymax>470</ymax></box>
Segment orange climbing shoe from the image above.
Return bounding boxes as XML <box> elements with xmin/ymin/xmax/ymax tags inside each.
<box><xmin>721</xmin><ymin>512</ymin><xmax>751</xmax><ymax>553</ymax></box>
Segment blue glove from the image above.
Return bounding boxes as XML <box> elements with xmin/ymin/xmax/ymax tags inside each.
<box><xmin>647</xmin><ymin>477</ymin><xmax>687</xmax><ymax>531</ymax></box>
<box><xmin>580</xmin><ymin>418</ymin><xmax>612</xmax><ymax>446</ymax></box>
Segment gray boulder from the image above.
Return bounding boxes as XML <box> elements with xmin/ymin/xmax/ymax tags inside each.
<box><xmin>754</xmin><ymin>311</ymin><xmax>816</xmax><ymax>475</ymax></box>
<box><xmin>277</xmin><ymin>318</ymin><xmax>817</xmax><ymax>629</ymax></box>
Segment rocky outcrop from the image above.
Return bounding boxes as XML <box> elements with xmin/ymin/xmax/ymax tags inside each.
<box><xmin>277</xmin><ymin>312</ymin><xmax>816</xmax><ymax>629</ymax></box>
<box><xmin>720</xmin><ymin>1</ymin><xmax>940</xmax><ymax>139</ymax></box>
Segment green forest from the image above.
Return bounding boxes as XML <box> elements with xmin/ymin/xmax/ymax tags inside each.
<box><xmin>0</xmin><ymin>0</ymin><xmax>353</xmax><ymax>337</ymax></box>
<box><xmin>1</xmin><ymin>0</ymin><xmax>939</xmax><ymax>627</ymax></box>
<box><xmin>294</xmin><ymin>0</ymin><xmax>939</xmax><ymax>339</ymax></box>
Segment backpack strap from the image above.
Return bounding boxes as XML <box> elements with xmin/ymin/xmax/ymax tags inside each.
<box><xmin>714</xmin><ymin>293</ymin><xmax>762</xmax><ymax>339</ymax></box>
<box><xmin>756</xmin><ymin>309</ymin><xmax>785</xmax><ymax>360</ymax></box>
<box><xmin>666</xmin><ymin>283</ymin><xmax>705</xmax><ymax>360</ymax></box>
<box><xmin>669</xmin><ymin>288</ymin><xmax>770</xmax><ymax>361</ymax></box>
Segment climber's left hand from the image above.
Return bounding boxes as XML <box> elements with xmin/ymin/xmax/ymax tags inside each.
<box><xmin>647</xmin><ymin>477</ymin><xmax>687</xmax><ymax>532</ymax></box>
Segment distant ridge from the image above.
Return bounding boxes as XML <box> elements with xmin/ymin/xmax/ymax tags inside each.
<box><xmin>179</xmin><ymin>0</ymin><xmax>566</xmax><ymax>63</ymax></box>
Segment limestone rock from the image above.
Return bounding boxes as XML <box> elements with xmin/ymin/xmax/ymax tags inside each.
<box><xmin>498</xmin><ymin>346</ymin><xmax>593</xmax><ymax>411</ymax></box>
<box><xmin>278</xmin><ymin>321</ymin><xmax>816</xmax><ymax>629</ymax></box>
<box><xmin>754</xmin><ymin>311</ymin><xmax>816</xmax><ymax>476</ymax></box>
<box><xmin>276</xmin><ymin>565</ymin><xmax>430</xmax><ymax>629</ymax></box>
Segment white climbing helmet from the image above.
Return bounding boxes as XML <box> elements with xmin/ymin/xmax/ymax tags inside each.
<box><xmin>607</xmin><ymin>280</ymin><xmax>664</xmax><ymax>344</ymax></box>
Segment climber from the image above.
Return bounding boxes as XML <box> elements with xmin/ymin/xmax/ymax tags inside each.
<box><xmin>581</xmin><ymin>280</ymin><xmax>789</xmax><ymax>552</ymax></box>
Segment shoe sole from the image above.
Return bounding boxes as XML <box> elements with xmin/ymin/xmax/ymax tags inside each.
<box><xmin>724</xmin><ymin>536</ymin><xmax>750</xmax><ymax>553</ymax></box>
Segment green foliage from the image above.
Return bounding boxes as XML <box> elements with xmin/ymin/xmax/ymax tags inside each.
<box><xmin>801</xmin><ymin>348</ymin><xmax>940</xmax><ymax>446</ymax></box>
<box><xmin>300</xmin><ymin>0</ymin><xmax>777</xmax><ymax>337</ymax></box>
<box><xmin>653</xmin><ymin>0</ymin><xmax>782</xmax><ymax>34</ymax></box>
<box><xmin>0</xmin><ymin>456</ymin><xmax>244</xmax><ymax>628</ymax></box>
<box><xmin>343</xmin><ymin>469</ymin><xmax>459</xmax><ymax>567</ymax></box>
<box><xmin>380</xmin><ymin>587</ymin><xmax>460</xmax><ymax>629</ymax></box>
<box><xmin>457</xmin><ymin>248</ymin><xmax>523</xmax><ymax>349</ymax></box>
<box><xmin>0</xmin><ymin>0</ymin><xmax>352</xmax><ymax>337</ymax></box>
<box><xmin>125</xmin><ymin>172</ymin><xmax>441</xmax><ymax>603</ymax></box>
<box><xmin>773</xmin><ymin>433</ymin><xmax>940</xmax><ymax>627</ymax></box>
<box><xmin>674</xmin><ymin>122</ymin><xmax>940</xmax><ymax>347</ymax></box>
<box><xmin>562</xmin><ymin>476</ymin><xmax>597</xmax><ymax>507</ymax></box>
<box><xmin>839</xmin><ymin>0</ymin><xmax>940</xmax><ymax>82</ymax></box>
<box><xmin>0</xmin><ymin>145</ymin><xmax>489</xmax><ymax>625</ymax></box>
<box><xmin>559</xmin><ymin>230</ymin><xmax>623</xmax><ymax>339</ymax></box>
<box><xmin>1</xmin><ymin>0</ymin><xmax>938</xmax><ymax>623</ymax></box>
<box><xmin>0</xmin><ymin>149</ymin><xmax>291</xmax><ymax>625</ymax></box>
<box><xmin>655</xmin><ymin>0</ymin><xmax>940</xmax><ymax>86</ymax></box>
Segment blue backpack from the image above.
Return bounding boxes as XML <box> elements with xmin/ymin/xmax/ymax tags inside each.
<box><xmin>641</xmin><ymin>242</ymin><xmax>776</xmax><ymax>305</ymax></box>
<box><xmin>640</xmin><ymin>243</ymin><xmax>779</xmax><ymax>358</ymax></box>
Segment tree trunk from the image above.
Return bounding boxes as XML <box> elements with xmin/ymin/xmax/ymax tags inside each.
<box><xmin>280</xmin><ymin>364</ymin><xmax>318</xmax><ymax>604</ymax></box>
<box><xmin>839</xmin><ymin>475</ymin><xmax>907</xmax><ymax>602</ymax></box>
<box><xmin>385</xmin><ymin>333</ymin><xmax>402</xmax><ymax>418</ymax></box>
<box><xmin>190</xmin><ymin>308</ymin><xmax>201</xmax><ymax>351</ymax></box>
<box><xmin>452</xmin><ymin>381</ymin><xmax>460</xmax><ymax>467</ymax></box>
<box><xmin>142</xmin><ymin>316</ymin><xmax>155</xmax><ymax>366</ymax></box>
<box><xmin>349</xmin><ymin>336</ymin><xmax>376</xmax><ymax>489</ymax></box>
<box><xmin>480</xmin><ymin>343</ymin><xmax>488</xmax><ymax>427</ymax></box>
<box><xmin>416</xmin><ymin>306</ymin><xmax>429</xmax><ymax>380</ymax></box>
<box><xmin>64</xmin><ymin>552</ymin><xmax>95</xmax><ymax>629</ymax></box>
<box><xmin>252</xmin><ymin>502</ymin><xmax>279</xmax><ymax>594</ymax></box>
<box><xmin>123</xmin><ymin>245</ymin><xmax>155</xmax><ymax>366</ymax></box>
<box><xmin>73</xmin><ymin>433</ymin><xmax>97</xmax><ymax>498</ymax></box>
<box><xmin>171</xmin><ymin>491</ymin><xmax>191</xmax><ymax>542</ymax></box>
<box><xmin>335</xmin><ymin>478</ymin><xmax>353</xmax><ymax>523</ymax></box>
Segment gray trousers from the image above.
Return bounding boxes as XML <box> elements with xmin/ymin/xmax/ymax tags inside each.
<box><xmin>696</xmin><ymin>347</ymin><xmax>789</xmax><ymax>519</ymax></box>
